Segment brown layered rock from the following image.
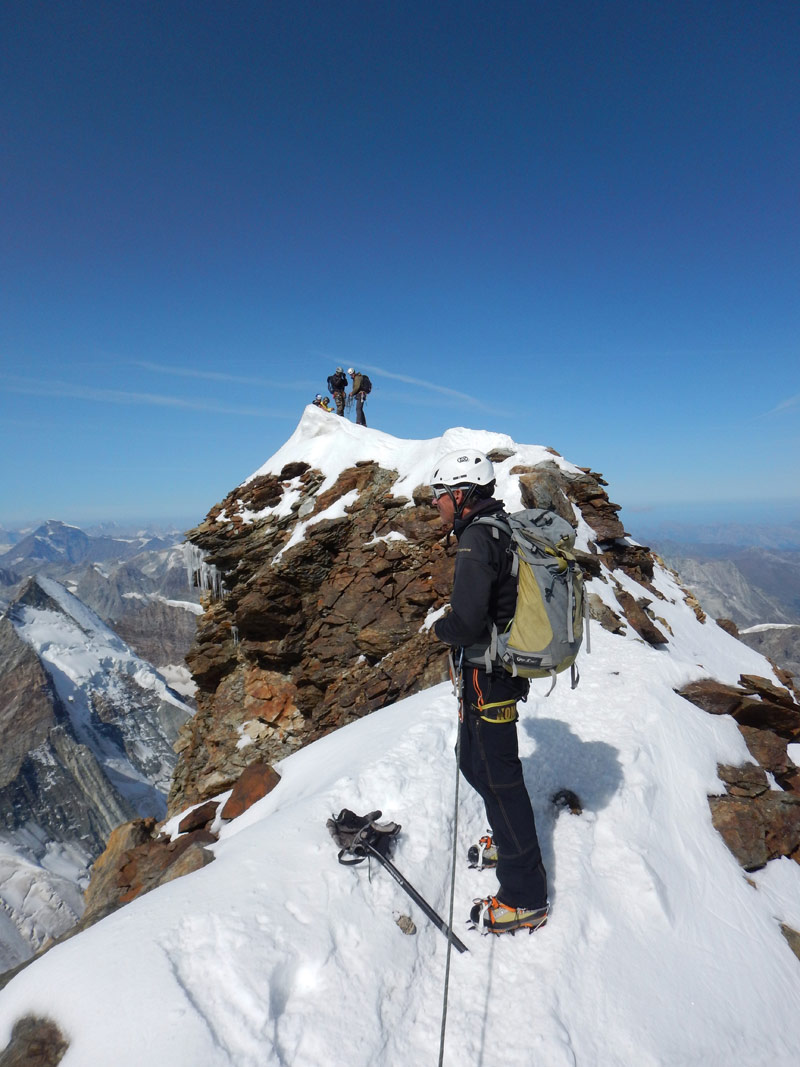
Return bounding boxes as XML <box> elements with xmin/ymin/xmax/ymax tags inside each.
<box><xmin>603</xmin><ymin>543</ymin><xmax>657</xmax><ymax>588</ymax></box>
<box><xmin>738</xmin><ymin>726</ymin><xmax>800</xmax><ymax>793</ymax></box>
<box><xmin>676</xmin><ymin>674</ymin><xmax>800</xmax><ymax>872</ymax></box>
<box><xmin>169</xmin><ymin>452</ymin><xmax>685</xmax><ymax>815</ymax></box>
<box><xmin>510</xmin><ymin>463</ymin><xmax>578</xmax><ymax>525</ymax></box>
<box><xmin>81</xmin><ymin>817</ymin><xmax>216</xmax><ymax>926</ymax></box>
<box><xmin>678</xmin><ymin>679</ymin><xmax>744</xmax><ymax>717</ymax></box>
<box><xmin>716</xmin><ymin>762</ymin><xmax>770</xmax><ymax>798</ymax></box>
<box><xmin>588</xmin><ymin>593</ymin><xmax>626</xmax><ymax>635</ymax></box>
<box><xmin>708</xmin><ymin>788</ymin><xmax>800</xmax><ymax>870</ymax></box>
<box><xmin>613</xmin><ymin>588</ymin><xmax>669</xmax><ymax>646</ymax></box>
<box><xmin>170</xmin><ymin>462</ymin><xmax>462</xmax><ymax>812</ymax></box>
<box><xmin>740</xmin><ymin>674</ymin><xmax>799</xmax><ymax>709</ymax></box>
<box><xmin>569</xmin><ymin>468</ymin><xmax>627</xmax><ymax>541</ymax></box>
<box><xmin>220</xmin><ymin>761</ymin><xmax>281</xmax><ymax>819</ymax></box>
<box><xmin>178</xmin><ymin>800</ymin><xmax>220</xmax><ymax>834</ymax></box>
<box><xmin>708</xmin><ymin>795</ymin><xmax>770</xmax><ymax>870</ymax></box>
<box><xmin>678</xmin><ymin>677</ymin><xmax>800</xmax><ymax>739</ymax></box>
<box><xmin>81</xmin><ymin>818</ymin><xmax>158</xmax><ymax>923</ymax></box>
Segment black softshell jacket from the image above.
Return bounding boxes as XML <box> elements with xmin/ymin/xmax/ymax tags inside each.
<box><xmin>434</xmin><ymin>498</ymin><xmax>518</xmax><ymax>651</ymax></box>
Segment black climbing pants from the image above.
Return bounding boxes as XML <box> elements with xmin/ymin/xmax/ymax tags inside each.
<box><xmin>459</xmin><ymin>666</ymin><xmax>547</xmax><ymax>910</ymax></box>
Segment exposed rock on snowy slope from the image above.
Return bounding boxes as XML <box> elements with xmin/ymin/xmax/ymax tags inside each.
<box><xmin>171</xmin><ymin>410</ymin><xmax>665</xmax><ymax>813</ymax></box>
<box><xmin>2</xmin><ymin>412</ymin><xmax>800</xmax><ymax>1066</ymax></box>
<box><xmin>171</xmin><ymin>409</ymin><xmax>800</xmax><ymax>876</ymax></box>
<box><xmin>0</xmin><ymin>577</ymin><xmax>193</xmax><ymax>970</ymax></box>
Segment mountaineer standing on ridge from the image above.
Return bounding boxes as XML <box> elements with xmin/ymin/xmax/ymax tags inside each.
<box><xmin>347</xmin><ymin>367</ymin><xmax>371</xmax><ymax>427</ymax></box>
<box><xmin>429</xmin><ymin>448</ymin><xmax>549</xmax><ymax>935</ymax></box>
<box><xmin>327</xmin><ymin>366</ymin><xmax>348</xmax><ymax>416</ymax></box>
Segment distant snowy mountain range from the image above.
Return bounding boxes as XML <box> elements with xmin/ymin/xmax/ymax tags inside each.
<box><xmin>653</xmin><ymin>541</ymin><xmax>800</xmax><ymax>625</ymax></box>
<box><xmin>0</xmin><ymin>575</ymin><xmax>194</xmax><ymax>971</ymax></box>
<box><xmin>0</xmin><ymin>519</ymin><xmax>176</xmax><ymax>569</ymax></box>
<box><xmin>0</xmin><ymin>519</ymin><xmax>204</xmax><ymax>969</ymax></box>
<box><xmin>0</xmin><ymin>518</ymin><xmax>201</xmax><ymax>681</ymax></box>
<box><xmin>650</xmin><ymin>540</ymin><xmax>800</xmax><ymax>684</ymax></box>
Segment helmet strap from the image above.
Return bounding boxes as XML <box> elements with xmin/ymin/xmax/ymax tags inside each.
<box><xmin>446</xmin><ymin>484</ymin><xmax>477</xmax><ymax>526</ymax></box>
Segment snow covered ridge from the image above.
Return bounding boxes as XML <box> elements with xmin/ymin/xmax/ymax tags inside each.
<box><xmin>2</xmin><ymin>411</ymin><xmax>800</xmax><ymax>1062</ymax></box>
<box><xmin>220</xmin><ymin>404</ymin><xmax>586</xmax><ymax>528</ymax></box>
<box><xmin>175</xmin><ymin>410</ymin><xmax>800</xmax><ymax>821</ymax></box>
<box><xmin>2</xmin><ymin>656</ymin><xmax>800</xmax><ymax>1061</ymax></box>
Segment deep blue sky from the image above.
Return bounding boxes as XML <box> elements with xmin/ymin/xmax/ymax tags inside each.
<box><xmin>1</xmin><ymin>1</ymin><xmax>798</xmax><ymax>530</ymax></box>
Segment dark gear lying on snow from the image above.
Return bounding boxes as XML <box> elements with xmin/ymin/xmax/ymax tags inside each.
<box><xmin>326</xmin><ymin>808</ymin><xmax>400</xmax><ymax>864</ymax></box>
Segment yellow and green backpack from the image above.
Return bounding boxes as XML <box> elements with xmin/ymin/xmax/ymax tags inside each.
<box><xmin>469</xmin><ymin>508</ymin><xmax>587</xmax><ymax>693</ymax></box>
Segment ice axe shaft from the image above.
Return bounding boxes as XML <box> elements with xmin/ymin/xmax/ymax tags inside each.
<box><xmin>364</xmin><ymin>842</ymin><xmax>469</xmax><ymax>954</ymax></box>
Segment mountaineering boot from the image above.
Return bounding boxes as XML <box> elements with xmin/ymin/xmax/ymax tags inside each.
<box><xmin>467</xmin><ymin>834</ymin><xmax>498</xmax><ymax>869</ymax></box>
<box><xmin>468</xmin><ymin>896</ymin><xmax>549</xmax><ymax>935</ymax></box>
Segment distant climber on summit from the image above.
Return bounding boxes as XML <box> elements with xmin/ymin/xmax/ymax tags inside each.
<box><xmin>327</xmin><ymin>367</ymin><xmax>348</xmax><ymax>416</ymax></box>
<box><xmin>312</xmin><ymin>394</ymin><xmax>333</xmax><ymax>412</ymax></box>
<box><xmin>348</xmin><ymin>368</ymin><xmax>372</xmax><ymax>427</ymax></box>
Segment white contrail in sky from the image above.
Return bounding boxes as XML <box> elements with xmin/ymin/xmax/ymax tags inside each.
<box><xmin>132</xmin><ymin>360</ymin><xmax>314</xmax><ymax>389</ymax></box>
<box><xmin>759</xmin><ymin>392</ymin><xmax>800</xmax><ymax>418</ymax></box>
<box><xmin>2</xmin><ymin>377</ymin><xmax>289</xmax><ymax>417</ymax></box>
<box><xmin>356</xmin><ymin>363</ymin><xmax>510</xmax><ymax>415</ymax></box>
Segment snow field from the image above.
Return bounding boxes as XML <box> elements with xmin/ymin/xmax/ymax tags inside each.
<box><xmin>3</xmin><ymin>416</ymin><xmax>800</xmax><ymax>1065</ymax></box>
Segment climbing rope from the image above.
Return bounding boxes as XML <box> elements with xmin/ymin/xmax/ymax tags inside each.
<box><xmin>438</xmin><ymin>649</ymin><xmax>465</xmax><ymax>1067</ymax></box>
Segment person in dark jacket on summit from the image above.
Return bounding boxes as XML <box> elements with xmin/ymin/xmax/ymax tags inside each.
<box><xmin>327</xmin><ymin>367</ymin><xmax>348</xmax><ymax>416</ymax></box>
<box><xmin>347</xmin><ymin>367</ymin><xmax>368</xmax><ymax>427</ymax></box>
<box><xmin>429</xmin><ymin>448</ymin><xmax>549</xmax><ymax>935</ymax></box>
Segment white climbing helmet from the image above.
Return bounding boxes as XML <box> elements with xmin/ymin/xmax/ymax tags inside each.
<box><xmin>430</xmin><ymin>449</ymin><xmax>495</xmax><ymax>488</ymax></box>
<box><xmin>347</xmin><ymin>367</ymin><xmax>355</xmax><ymax>375</ymax></box>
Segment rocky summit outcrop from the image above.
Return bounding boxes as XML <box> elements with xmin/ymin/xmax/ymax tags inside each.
<box><xmin>169</xmin><ymin>443</ymin><xmax>681</xmax><ymax>814</ymax></box>
<box><xmin>164</xmin><ymin>417</ymin><xmax>800</xmax><ymax>902</ymax></box>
